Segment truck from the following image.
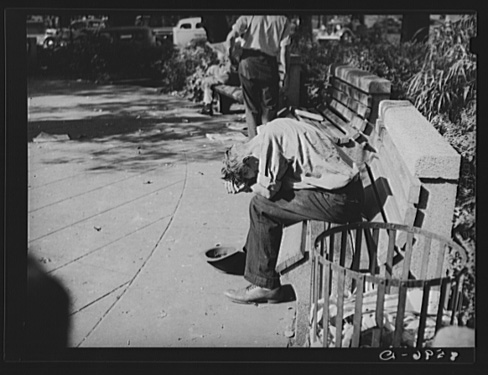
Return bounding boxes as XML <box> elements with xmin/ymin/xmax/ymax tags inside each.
<box><xmin>135</xmin><ymin>15</ymin><xmax>207</xmax><ymax>46</ymax></box>
<box><xmin>172</xmin><ymin>17</ymin><xmax>207</xmax><ymax>46</ymax></box>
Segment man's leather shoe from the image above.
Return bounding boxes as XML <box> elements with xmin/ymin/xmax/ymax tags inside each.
<box><xmin>200</xmin><ymin>104</ymin><xmax>213</xmax><ymax>115</ymax></box>
<box><xmin>224</xmin><ymin>284</ymin><xmax>283</xmax><ymax>304</ymax></box>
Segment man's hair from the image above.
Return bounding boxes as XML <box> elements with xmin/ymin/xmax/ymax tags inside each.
<box><xmin>221</xmin><ymin>146</ymin><xmax>247</xmax><ymax>186</ymax></box>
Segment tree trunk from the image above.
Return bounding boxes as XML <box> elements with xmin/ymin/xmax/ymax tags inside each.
<box><xmin>299</xmin><ymin>15</ymin><xmax>313</xmax><ymax>42</ymax></box>
<box><xmin>401</xmin><ymin>13</ymin><xmax>430</xmax><ymax>43</ymax></box>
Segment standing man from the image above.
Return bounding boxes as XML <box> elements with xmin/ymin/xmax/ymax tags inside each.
<box><xmin>226</xmin><ymin>15</ymin><xmax>291</xmax><ymax>139</ymax></box>
<box><xmin>221</xmin><ymin>118</ymin><xmax>364</xmax><ymax>303</ymax></box>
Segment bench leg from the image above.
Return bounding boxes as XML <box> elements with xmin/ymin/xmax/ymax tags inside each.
<box><xmin>213</xmin><ymin>92</ymin><xmax>233</xmax><ymax>114</ymax></box>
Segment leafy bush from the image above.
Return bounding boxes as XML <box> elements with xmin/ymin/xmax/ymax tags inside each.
<box><xmin>159</xmin><ymin>39</ymin><xmax>218</xmax><ymax>95</ymax></box>
<box><xmin>406</xmin><ymin>16</ymin><xmax>477</xmax><ymax>122</ymax></box>
<box><xmin>291</xmin><ymin>30</ymin><xmax>427</xmax><ymax>107</ymax></box>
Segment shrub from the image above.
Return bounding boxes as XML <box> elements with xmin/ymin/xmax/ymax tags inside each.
<box><xmin>406</xmin><ymin>16</ymin><xmax>477</xmax><ymax>122</ymax></box>
<box><xmin>291</xmin><ymin>30</ymin><xmax>427</xmax><ymax>107</ymax></box>
<box><xmin>160</xmin><ymin>40</ymin><xmax>218</xmax><ymax>95</ymax></box>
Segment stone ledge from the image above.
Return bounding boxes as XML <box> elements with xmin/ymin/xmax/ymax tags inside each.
<box><xmin>379</xmin><ymin>100</ymin><xmax>461</xmax><ymax>180</ymax></box>
<box><xmin>333</xmin><ymin>65</ymin><xmax>391</xmax><ymax>94</ymax></box>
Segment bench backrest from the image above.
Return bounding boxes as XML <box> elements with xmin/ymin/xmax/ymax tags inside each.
<box><xmin>316</xmin><ymin>64</ymin><xmax>391</xmax><ymax>144</ymax></box>
<box><xmin>317</xmin><ymin>65</ymin><xmax>420</xmax><ymax>229</ymax></box>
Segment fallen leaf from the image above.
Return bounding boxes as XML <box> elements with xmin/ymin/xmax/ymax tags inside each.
<box><xmin>285</xmin><ymin>330</ymin><xmax>295</xmax><ymax>338</ymax></box>
<box><xmin>94</xmin><ymin>226</ymin><xmax>102</xmax><ymax>231</ymax></box>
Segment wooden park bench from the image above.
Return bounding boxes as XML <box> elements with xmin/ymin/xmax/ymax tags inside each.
<box><xmin>273</xmin><ymin>65</ymin><xmax>464</xmax><ymax>347</ymax></box>
<box><xmin>212</xmin><ymin>84</ymin><xmax>243</xmax><ymax>114</ymax></box>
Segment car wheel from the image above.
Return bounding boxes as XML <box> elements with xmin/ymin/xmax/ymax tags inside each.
<box><xmin>341</xmin><ymin>32</ymin><xmax>353</xmax><ymax>43</ymax></box>
<box><xmin>43</xmin><ymin>37</ymin><xmax>55</xmax><ymax>49</ymax></box>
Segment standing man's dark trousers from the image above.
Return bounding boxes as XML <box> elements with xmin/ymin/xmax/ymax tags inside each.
<box><xmin>243</xmin><ymin>176</ymin><xmax>364</xmax><ymax>289</ymax></box>
<box><xmin>238</xmin><ymin>50</ymin><xmax>280</xmax><ymax>139</ymax></box>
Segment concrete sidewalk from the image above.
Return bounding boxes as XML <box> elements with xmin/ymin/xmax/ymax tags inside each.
<box><xmin>27</xmin><ymin>78</ymin><xmax>297</xmax><ymax>349</ymax></box>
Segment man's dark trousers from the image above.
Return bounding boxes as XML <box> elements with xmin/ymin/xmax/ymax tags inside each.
<box><xmin>238</xmin><ymin>51</ymin><xmax>280</xmax><ymax>139</ymax></box>
<box><xmin>243</xmin><ymin>178</ymin><xmax>364</xmax><ymax>289</ymax></box>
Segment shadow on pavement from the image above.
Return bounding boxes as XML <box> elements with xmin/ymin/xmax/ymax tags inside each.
<box><xmin>28</xmin><ymin>78</ymin><xmax>247</xmax><ymax>171</ymax></box>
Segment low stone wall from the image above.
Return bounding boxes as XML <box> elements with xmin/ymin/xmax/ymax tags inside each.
<box><xmin>377</xmin><ymin>100</ymin><xmax>461</xmax><ymax>279</ymax></box>
<box><xmin>378</xmin><ymin>100</ymin><xmax>461</xmax><ymax>239</ymax></box>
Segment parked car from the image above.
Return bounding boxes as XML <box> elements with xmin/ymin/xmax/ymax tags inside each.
<box><xmin>97</xmin><ymin>26</ymin><xmax>158</xmax><ymax>47</ymax></box>
<box><xmin>135</xmin><ymin>15</ymin><xmax>173</xmax><ymax>43</ymax></box>
<box><xmin>26</xmin><ymin>20</ymin><xmax>59</xmax><ymax>48</ymax></box>
<box><xmin>172</xmin><ymin>17</ymin><xmax>207</xmax><ymax>46</ymax></box>
<box><xmin>315</xmin><ymin>19</ymin><xmax>355</xmax><ymax>43</ymax></box>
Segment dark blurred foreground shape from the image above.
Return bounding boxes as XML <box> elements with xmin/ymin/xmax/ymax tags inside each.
<box><xmin>25</xmin><ymin>256</ymin><xmax>71</xmax><ymax>360</ymax></box>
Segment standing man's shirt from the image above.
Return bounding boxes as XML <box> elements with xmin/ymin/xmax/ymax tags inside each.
<box><xmin>229</xmin><ymin>15</ymin><xmax>291</xmax><ymax>59</ymax></box>
<box><xmin>250</xmin><ymin>118</ymin><xmax>359</xmax><ymax>194</ymax></box>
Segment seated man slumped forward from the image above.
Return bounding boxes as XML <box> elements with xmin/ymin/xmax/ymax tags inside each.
<box><xmin>221</xmin><ymin>118</ymin><xmax>364</xmax><ymax>304</ymax></box>
<box><xmin>200</xmin><ymin>48</ymin><xmax>240</xmax><ymax>116</ymax></box>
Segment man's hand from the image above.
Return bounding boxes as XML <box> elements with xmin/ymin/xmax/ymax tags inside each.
<box><xmin>224</xmin><ymin>180</ymin><xmax>250</xmax><ymax>194</ymax></box>
<box><xmin>250</xmin><ymin>183</ymin><xmax>272</xmax><ymax>199</ymax></box>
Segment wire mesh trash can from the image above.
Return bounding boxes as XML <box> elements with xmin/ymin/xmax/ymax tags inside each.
<box><xmin>309</xmin><ymin>222</ymin><xmax>467</xmax><ymax>348</ymax></box>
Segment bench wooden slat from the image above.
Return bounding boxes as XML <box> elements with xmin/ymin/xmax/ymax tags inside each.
<box><xmin>319</xmin><ymin>108</ymin><xmax>360</xmax><ymax>141</ymax></box>
<box><xmin>349</xmin><ymin>116</ymin><xmax>368</xmax><ymax>132</ymax></box>
<box><xmin>331</xmin><ymin>77</ymin><xmax>373</xmax><ymax>107</ymax></box>
<box><xmin>331</xmin><ymin>90</ymin><xmax>371</xmax><ymax>120</ymax></box>
<box><xmin>329</xmin><ymin>99</ymin><xmax>355</xmax><ymax>122</ymax></box>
